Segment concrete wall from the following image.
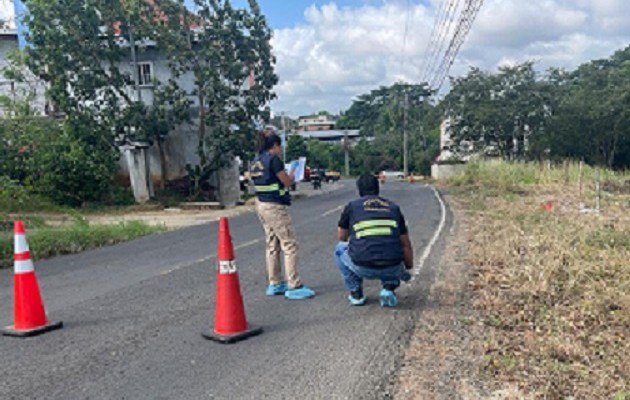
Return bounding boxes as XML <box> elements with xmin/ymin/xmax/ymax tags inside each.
<box><xmin>431</xmin><ymin>163</ymin><xmax>467</xmax><ymax>180</ymax></box>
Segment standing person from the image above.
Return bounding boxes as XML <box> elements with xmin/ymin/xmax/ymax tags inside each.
<box><xmin>250</xmin><ymin>132</ymin><xmax>315</xmax><ymax>300</ymax></box>
<box><xmin>334</xmin><ymin>174</ymin><xmax>413</xmax><ymax>307</ymax></box>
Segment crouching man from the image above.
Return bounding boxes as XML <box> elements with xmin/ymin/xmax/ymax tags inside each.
<box><xmin>334</xmin><ymin>174</ymin><xmax>413</xmax><ymax>307</ymax></box>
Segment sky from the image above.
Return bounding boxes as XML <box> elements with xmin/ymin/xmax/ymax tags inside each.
<box><xmin>247</xmin><ymin>0</ymin><xmax>630</xmax><ymax>117</ymax></box>
<box><xmin>3</xmin><ymin>1</ymin><xmax>630</xmax><ymax>118</ymax></box>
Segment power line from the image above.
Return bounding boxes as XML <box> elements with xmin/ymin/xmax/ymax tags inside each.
<box><xmin>398</xmin><ymin>0</ymin><xmax>412</xmax><ymax>78</ymax></box>
<box><xmin>420</xmin><ymin>0</ymin><xmax>462</xmax><ymax>84</ymax></box>
<box><xmin>430</xmin><ymin>0</ymin><xmax>483</xmax><ymax>91</ymax></box>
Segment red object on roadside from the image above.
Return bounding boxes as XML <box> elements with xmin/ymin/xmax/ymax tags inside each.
<box><xmin>202</xmin><ymin>217</ymin><xmax>262</xmax><ymax>344</ymax></box>
<box><xmin>2</xmin><ymin>221</ymin><xmax>63</xmax><ymax>337</ymax></box>
<box><xmin>542</xmin><ymin>201</ymin><xmax>554</xmax><ymax>211</ymax></box>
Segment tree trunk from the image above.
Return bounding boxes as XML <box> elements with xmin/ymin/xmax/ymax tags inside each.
<box><xmin>197</xmin><ymin>89</ymin><xmax>206</xmax><ymax>167</ymax></box>
<box><xmin>157</xmin><ymin>136</ymin><xmax>167</xmax><ymax>190</ymax></box>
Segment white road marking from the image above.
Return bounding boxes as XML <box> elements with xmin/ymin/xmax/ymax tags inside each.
<box><xmin>321</xmin><ymin>205</ymin><xmax>344</xmax><ymax>217</ymax></box>
<box><xmin>159</xmin><ymin>238</ymin><xmax>263</xmax><ymax>276</ymax></box>
<box><xmin>413</xmin><ymin>185</ymin><xmax>447</xmax><ymax>276</ymax></box>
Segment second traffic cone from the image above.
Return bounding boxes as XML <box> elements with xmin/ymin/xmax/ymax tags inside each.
<box><xmin>202</xmin><ymin>217</ymin><xmax>262</xmax><ymax>344</ymax></box>
<box><xmin>2</xmin><ymin>221</ymin><xmax>62</xmax><ymax>337</ymax></box>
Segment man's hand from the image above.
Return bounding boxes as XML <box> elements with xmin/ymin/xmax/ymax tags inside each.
<box><xmin>337</xmin><ymin>228</ymin><xmax>349</xmax><ymax>242</ymax></box>
<box><xmin>401</xmin><ymin>234</ymin><xmax>413</xmax><ymax>271</ymax></box>
<box><xmin>277</xmin><ymin>170</ymin><xmax>294</xmax><ymax>187</ymax></box>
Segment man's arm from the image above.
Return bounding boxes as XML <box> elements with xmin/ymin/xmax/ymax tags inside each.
<box><xmin>338</xmin><ymin>228</ymin><xmax>349</xmax><ymax>241</ymax></box>
<box><xmin>337</xmin><ymin>204</ymin><xmax>351</xmax><ymax>241</ymax></box>
<box><xmin>401</xmin><ymin>234</ymin><xmax>413</xmax><ymax>269</ymax></box>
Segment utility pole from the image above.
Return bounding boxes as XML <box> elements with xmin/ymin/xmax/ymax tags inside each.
<box><xmin>403</xmin><ymin>87</ymin><xmax>409</xmax><ymax>177</ymax></box>
<box><xmin>280</xmin><ymin>111</ymin><xmax>287</xmax><ymax>163</ymax></box>
<box><xmin>344</xmin><ymin>130</ymin><xmax>350</xmax><ymax>177</ymax></box>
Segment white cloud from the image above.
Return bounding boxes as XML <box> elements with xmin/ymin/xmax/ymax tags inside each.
<box><xmin>270</xmin><ymin>0</ymin><xmax>630</xmax><ymax>117</ymax></box>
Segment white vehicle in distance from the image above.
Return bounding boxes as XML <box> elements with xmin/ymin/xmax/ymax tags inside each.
<box><xmin>380</xmin><ymin>170</ymin><xmax>405</xmax><ymax>180</ymax></box>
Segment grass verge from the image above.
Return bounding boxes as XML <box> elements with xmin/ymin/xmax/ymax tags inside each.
<box><xmin>445</xmin><ymin>160</ymin><xmax>630</xmax><ymax>399</ymax></box>
<box><xmin>0</xmin><ymin>219</ymin><xmax>166</xmax><ymax>269</ymax></box>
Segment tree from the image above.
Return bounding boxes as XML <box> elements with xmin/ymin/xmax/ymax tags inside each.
<box><xmin>21</xmin><ymin>0</ymin><xmax>192</xmax><ymax>199</ymax></box>
<box><xmin>545</xmin><ymin>48</ymin><xmax>630</xmax><ymax>168</ymax></box>
<box><xmin>285</xmin><ymin>135</ymin><xmax>308</xmax><ymax>161</ymax></box>
<box><xmin>443</xmin><ymin>62</ymin><xmax>552</xmax><ymax>160</ymax></box>
<box><xmin>150</xmin><ymin>0</ymin><xmax>277</xmax><ymax>190</ymax></box>
<box><xmin>337</xmin><ymin>82</ymin><xmax>435</xmax><ymax>174</ymax></box>
<box><xmin>23</xmin><ymin>0</ymin><xmax>143</xmax><ymax>140</ymax></box>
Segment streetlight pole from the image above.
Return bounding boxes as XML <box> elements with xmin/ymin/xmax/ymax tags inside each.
<box><xmin>344</xmin><ymin>130</ymin><xmax>350</xmax><ymax>177</ymax></box>
<box><xmin>280</xmin><ymin>111</ymin><xmax>287</xmax><ymax>163</ymax></box>
<box><xmin>403</xmin><ymin>87</ymin><xmax>409</xmax><ymax>177</ymax></box>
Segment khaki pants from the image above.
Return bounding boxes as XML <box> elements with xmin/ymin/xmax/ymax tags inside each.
<box><xmin>255</xmin><ymin>200</ymin><xmax>301</xmax><ymax>289</ymax></box>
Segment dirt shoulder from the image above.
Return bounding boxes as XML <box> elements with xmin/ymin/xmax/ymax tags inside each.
<box><xmin>394</xmin><ymin>196</ymin><xmax>521</xmax><ymax>400</ymax></box>
<box><xmin>395</xmin><ymin>167</ymin><xmax>630</xmax><ymax>399</ymax></box>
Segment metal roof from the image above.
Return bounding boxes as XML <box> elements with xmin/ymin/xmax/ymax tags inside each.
<box><xmin>296</xmin><ymin>129</ymin><xmax>361</xmax><ymax>141</ymax></box>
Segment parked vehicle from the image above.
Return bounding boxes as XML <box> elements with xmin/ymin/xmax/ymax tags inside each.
<box><xmin>381</xmin><ymin>170</ymin><xmax>404</xmax><ymax>180</ymax></box>
<box><xmin>324</xmin><ymin>170</ymin><xmax>341</xmax><ymax>183</ymax></box>
<box><xmin>304</xmin><ymin>166</ymin><xmax>311</xmax><ymax>182</ymax></box>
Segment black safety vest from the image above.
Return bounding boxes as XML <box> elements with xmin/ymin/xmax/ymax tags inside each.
<box><xmin>348</xmin><ymin>196</ymin><xmax>403</xmax><ymax>267</ymax></box>
<box><xmin>250</xmin><ymin>151</ymin><xmax>290</xmax><ymax>205</ymax></box>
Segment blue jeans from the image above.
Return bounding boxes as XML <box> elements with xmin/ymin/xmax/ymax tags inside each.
<box><xmin>334</xmin><ymin>242</ymin><xmax>404</xmax><ymax>292</ymax></box>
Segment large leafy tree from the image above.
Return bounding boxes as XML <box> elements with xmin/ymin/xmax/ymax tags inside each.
<box><xmin>285</xmin><ymin>135</ymin><xmax>308</xmax><ymax>161</ymax></box>
<box><xmin>148</xmin><ymin>0</ymin><xmax>277</xmax><ymax>185</ymax></box>
<box><xmin>23</xmin><ymin>0</ymin><xmax>139</xmax><ymax>138</ymax></box>
<box><xmin>443</xmin><ymin>62</ymin><xmax>552</xmax><ymax>160</ymax></box>
<box><xmin>338</xmin><ymin>83</ymin><xmax>435</xmax><ymax>174</ymax></box>
<box><xmin>21</xmin><ymin>0</ymin><xmax>136</xmax><ymax>202</ymax></box>
<box><xmin>546</xmin><ymin>47</ymin><xmax>630</xmax><ymax>168</ymax></box>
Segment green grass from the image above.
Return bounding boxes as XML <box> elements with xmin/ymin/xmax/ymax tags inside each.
<box><xmin>447</xmin><ymin>159</ymin><xmax>629</xmax><ymax>196</ymax></box>
<box><xmin>448</xmin><ymin>160</ymin><xmax>630</xmax><ymax>398</ymax></box>
<box><xmin>0</xmin><ymin>220</ymin><xmax>165</xmax><ymax>269</ymax></box>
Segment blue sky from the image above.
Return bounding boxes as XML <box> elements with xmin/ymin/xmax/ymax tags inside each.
<box><xmin>177</xmin><ymin>1</ymin><xmax>630</xmax><ymax>116</ymax></box>
<box><xmin>3</xmin><ymin>1</ymin><xmax>629</xmax><ymax>116</ymax></box>
<box><xmin>184</xmin><ymin>0</ymin><xmax>392</xmax><ymax>29</ymax></box>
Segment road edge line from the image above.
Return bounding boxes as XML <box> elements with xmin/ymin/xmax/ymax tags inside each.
<box><xmin>413</xmin><ymin>184</ymin><xmax>447</xmax><ymax>276</ymax></box>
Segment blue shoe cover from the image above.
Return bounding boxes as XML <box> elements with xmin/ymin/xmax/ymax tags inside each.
<box><xmin>379</xmin><ymin>288</ymin><xmax>398</xmax><ymax>307</ymax></box>
<box><xmin>348</xmin><ymin>294</ymin><xmax>366</xmax><ymax>306</ymax></box>
<box><xmin>284</xmin><ymin>286</ymin><xmax>315</xmax><ymax>300</ymax></box>
<box><xmin>266</xmin><ymin>282</ymin><xmax>288</xmax><ymax>296</ymax></box>
<box><xmin>401</xmin><ymin>271</ymin><xmax>412</xmax><ymax>282</ymax></box>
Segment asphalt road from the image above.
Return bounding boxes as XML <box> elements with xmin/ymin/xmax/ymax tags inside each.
<box><xmin>0</xmin><ymin>180</ymin><xmax>449</xmax><ymax>399</ymax></box>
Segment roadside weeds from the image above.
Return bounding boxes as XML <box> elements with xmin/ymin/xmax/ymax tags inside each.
<box><xmin>396</xmin><ymin>162</ymin><xmax>629</xmax><ymax>399</ymax></box>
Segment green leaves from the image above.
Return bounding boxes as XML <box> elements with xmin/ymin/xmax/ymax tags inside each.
<box><xmin>151</xmin><ymin>0</ymin><xmax>277</xmax><ymax>174</ymax></box>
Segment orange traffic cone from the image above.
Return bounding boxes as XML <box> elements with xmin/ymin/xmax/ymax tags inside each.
<box><xmin>202</xmin><ymin>217</ymin><xmax>262</xmax><ymax>344</ymax></box>
<box><xmin>408</xmin><ymin>175</ymin><xmax>415</xmax><ymax>183</ymax></box>
<box><xmin>379</xmin><ymin>172</ymin><xmax>385</xmax><ymax>184</ymax></box>
<box><xmin>2</xmin><ymin>221</ymin><xmax>62</xmax><ymax>337</ymax></box>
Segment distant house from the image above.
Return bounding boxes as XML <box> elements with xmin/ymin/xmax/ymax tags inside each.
<box><xmin>0</xmin><ymin>4</ymin><xmax>243</xmax><ymax>205</ymax></box>
<box><xmin>297</xmin><ymin>114</ymin><xmax>337</xmax><ymax>131</ymax></box>
<box><xmin>296</xmin><ymin>129</ymin><xmax>360</xmax><ymax>144</ymax></box>
<box><xmin>0</xmin><ymin>28</ymin><xmax>46</xmax><ymax>116</ymax></box>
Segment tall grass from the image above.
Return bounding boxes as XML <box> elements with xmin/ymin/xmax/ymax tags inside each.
<box><xmin>447</xmin><ymin>160</ymin><xmax>630</xmax><ymax>398</ymax></box>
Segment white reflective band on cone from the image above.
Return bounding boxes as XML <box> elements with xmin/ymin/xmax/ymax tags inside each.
<box><xmin>15</xmin><ymin>259</ymin><xmax>35</xmax><ymax>274</ymax></box>
<box><xmin>15</xmin><ymin>234</ymin><xmax>29</xmax><ymax>253</ymax></box>
<box><xmin>218</xmin><ymin>260</ymin><xmax>237</xmax><ymax>274</ymax></box>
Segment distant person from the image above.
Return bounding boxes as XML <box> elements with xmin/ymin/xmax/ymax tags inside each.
<box><xmin>334</xmin><ymin>174</ymin><xmax>413</xmax><ymax>307</ymax></box>
<box><xmin>250</xmin><ymin>131</ymin><xmax>315</xmax><ymax>300</ymax></box>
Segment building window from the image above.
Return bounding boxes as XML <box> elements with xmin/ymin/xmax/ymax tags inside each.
<box><xmin>136</xmin><ymin>62</ymin><xmax>153</xmax><ymax>86</ymax></box>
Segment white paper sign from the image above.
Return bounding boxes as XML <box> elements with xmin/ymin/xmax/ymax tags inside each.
<box><xmin>286</xmin><ymin>157</ymin><xmax>307</xmax><ymax>182</ymax></box>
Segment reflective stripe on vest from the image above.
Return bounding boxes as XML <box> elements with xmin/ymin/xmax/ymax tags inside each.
<box><xmin>255</xmin><ymin>183</ymin><xmax>280</xmax><ymax>192</ymax></box>
<box><xmin>353</xmin><ymin>219</ymin><xmax>398</xmax><ymax>239</ymax></box>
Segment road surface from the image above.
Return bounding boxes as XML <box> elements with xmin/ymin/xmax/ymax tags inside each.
<box><xmin>0</xmin><ymin>180</ymin><xmax>449</xmax><ymax>399</ymax></box>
